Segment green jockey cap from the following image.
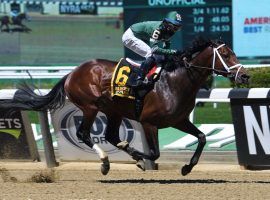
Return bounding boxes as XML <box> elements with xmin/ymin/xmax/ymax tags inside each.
<box><xmin>164</xmin><ymin>11</ymin><xmax>182</xmax><ymax>27</ymax></box>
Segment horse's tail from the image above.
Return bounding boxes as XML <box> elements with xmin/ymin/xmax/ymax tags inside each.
<box><xmin>0</xmin><ymin>74</ymin><xmax>69</xmax><ymax>111</ymax></box>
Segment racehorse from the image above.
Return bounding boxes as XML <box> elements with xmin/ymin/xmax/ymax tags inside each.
<box><xmin>0</xmin><ymin>37</ymin><xmax>249</xmax><ymax>176</ymax></box>
<box><xmin>0</xmin><ymin>13</ymin><xmax>31</xmax><ymax>32</ymax></box>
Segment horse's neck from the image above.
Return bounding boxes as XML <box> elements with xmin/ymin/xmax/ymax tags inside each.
<box><xmin>165</xmin><ymin>65</ymin><xmax>210</xmax><ymax>94</ymax></box>
<box><xmin>153</xmin><ymin>68</ymin><xmax>210</xmax><ymax>116</ymax></box>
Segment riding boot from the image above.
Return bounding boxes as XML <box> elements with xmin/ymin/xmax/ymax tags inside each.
<box><xmin>131</xmin><ymin>56</ymin><xmax>156</xmax><ymax>88</ymax></box>
<box><xmin>135</xmin><ymin>97</ymin><xmax>143</xmax><ymax>120</ymax></box>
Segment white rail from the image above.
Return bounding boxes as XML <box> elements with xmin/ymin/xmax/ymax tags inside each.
<box><xmin>0</xmin><ymin>64</ymin><xmax>268</xmax><ymax>79</ymax></box>
<box><xmin>0</xmin><ymin>66</ymin><xmax>76</xmax><ymax>79</ymax></box>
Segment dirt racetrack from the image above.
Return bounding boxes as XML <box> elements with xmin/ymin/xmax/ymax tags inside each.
<box><xmin>1</xmin><ymin>162</ymin><xmax>270</xmax><ymax>200</ymax></box>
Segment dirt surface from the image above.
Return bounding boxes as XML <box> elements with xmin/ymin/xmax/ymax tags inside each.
<box><xmin>0</xmin><ymin>162</ymin><xmax>270</xmax><ymax>200</ymax></box>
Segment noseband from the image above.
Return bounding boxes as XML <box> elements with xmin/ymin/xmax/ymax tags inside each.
<box><xmin>212</xmin><ymin>44</ymin><xmax>243</xmax><ymax>81</ymax></box>
<box><xmin>183</xmin><ymin>43</ymin><xmax>243</xmax><ymax>81</ymax></box>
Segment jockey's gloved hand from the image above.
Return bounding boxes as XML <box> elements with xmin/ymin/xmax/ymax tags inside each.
<box><xmin>184</xmin><ymin>51</ymin><xmax>193</xmax><ymax>61</ymax></box>
<box><xmin>175</xmin><ymin>50</ymin><xmax>183</xmax><ymax>55</ymax></box>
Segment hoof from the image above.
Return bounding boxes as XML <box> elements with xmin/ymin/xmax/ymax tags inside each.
<box><xmin>100</xmin><ymin>158</ymin><xmax>110</xmax><ymax>175</ymax></box>
<box><xmin>117</xmin><ymin>141</ymin><xmax>129</xmax><ymax>150</ymax></box>
<box><xmin>181</xmin><ymin>164</ymin><xmax>192</xmax><ymax>176</ymax></box>
<box><xmin>136</xmin><ymin>160</ymin><xmax>145</xmax><ymax>171</ymax></box>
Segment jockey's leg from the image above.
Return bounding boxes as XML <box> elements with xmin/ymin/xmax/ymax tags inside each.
<box><xmin>133</xmin><ymin>56</ymin><xmax>156</xmax><ymax>87</ymax></box>
<box><xmin>122</xmin><ymin>28</ymin><xmax>154</xmax><ymax>87</ymax></box>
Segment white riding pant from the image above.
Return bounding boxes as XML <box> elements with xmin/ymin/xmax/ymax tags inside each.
<box><xmin>122</xmin><ymin>28</ymin><xmax>152</xmax><ymax>58</ymax></box>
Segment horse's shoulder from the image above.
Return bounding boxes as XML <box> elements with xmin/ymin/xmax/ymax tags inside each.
<box><xmin>78</xmin><ymin>59</ymin><xmax>117</xmax><ymax>71</ymax></box>
<box><xmin>94</xmin><ymin>59</ymin><xmax>118</xmax><ymax>68</ymax></box>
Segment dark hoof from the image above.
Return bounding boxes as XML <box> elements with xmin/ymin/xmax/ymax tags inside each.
<box><xmin>101</xmin><ymin>158</ymin><xmax>110</xmax><ymax>175</ymax></box>
<box><xmin>117</xmin><ymin>141</ymin><xmax>129</xmax><ymax>150</ymax></box>
<box><xmin>136</xmin><ymin>160</ymin><xmax>145</xmax><ymax>171</ymax></box>
<box><xmin>181</xmin><ymin>164</ymin><xmax>192</xmax><ymax>176</ymax></box>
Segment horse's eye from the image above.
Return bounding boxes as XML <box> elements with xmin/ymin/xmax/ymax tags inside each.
<box><xmin>224</xmin><ymin>54</ymin><xmax>230</xmax><ymax>60</ymax></box>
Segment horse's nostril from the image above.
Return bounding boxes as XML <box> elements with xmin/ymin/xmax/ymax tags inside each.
<box><xmin>241</xmin><ymin>74</ymin><xmax>250</xmax><ymax>80</ymax></box>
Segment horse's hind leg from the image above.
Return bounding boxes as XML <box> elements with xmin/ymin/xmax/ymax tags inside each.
<box><xmin>117</xmin><ymin>123</ymin><xmax>159</xmax><ymax>170</ymax></box>
<box><xmin>174</xmin><ymin>119</ymin><xmax>206</xmax><ymax>176</ymax></box>
<box><xmin>104</xmin><ymin>113</ymin><xmax>122</xmax><ymax>147</ymax></box>
<box><xmin>77</xmin><ymin>108</ymin><xmax>110</xmax><ymax>175</ymax></box>
<box><xmin>104</xmin><ymin>114</ymin><xmax>143</xmax><ymax>163</ymax></box>
<box><xmin>103</xmin><ymin>113</ymin><xmax>153</xmax><ymax>170</ymax></box>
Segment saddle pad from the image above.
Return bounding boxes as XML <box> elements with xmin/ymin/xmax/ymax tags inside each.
<box><xmin>111</xmin><ymin>58</ymin><xmax>135</xmax><ymax>99</ymax></box>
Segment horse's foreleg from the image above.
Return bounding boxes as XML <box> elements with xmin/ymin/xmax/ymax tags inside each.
<box><xmin>174</xmin><ymin>119</ymin><xmax>206</xmax><ymax>176</ymax></box>
<box><xmin>142</xmin><ymin>123</ymin><xmax>160</xmax><ymax>160</ymax></box>
<box><xmin>135</xmin><ymin>123</ymin><xmax>159</xmax><ymax>170</ymax></box>
<box><xmin>77</xmin><ymin>109</ymin><xmax>109</xmax><ymax>175</ymax></box>
<box><xmin>6</xmin><ymin>24</ymin><xmax>10</xmax><ymax>32</ymax></box>
<box><xmin>21</xmin><ymin>24</ymin><xmax>31</xmax><ymax>32</ymax></box>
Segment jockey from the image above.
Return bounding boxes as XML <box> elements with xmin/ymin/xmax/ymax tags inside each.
<box><xmin>122</xmin><ymin>11</ymin><xmax>183</xmax><ymax>87</ymax></box>
<box><xmin>10</xmin><ymin>10</ymin><xmax>18</xmax><ymax>22</ymax></box>
<box><xmin>10</xmin><ymin>10</ymin><xmax>18</xmax><ymax>18</ymax></box>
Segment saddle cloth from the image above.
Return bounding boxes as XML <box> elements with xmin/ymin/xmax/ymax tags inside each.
<box><xmin>8</xmin><ymin>17</ymin><xmax>15</xmax><ymax>24</ymax></box>
<box><xmin>111</xmin><ymin>58</ymin><xmax>161</xmax><ymax>99</ymax></box>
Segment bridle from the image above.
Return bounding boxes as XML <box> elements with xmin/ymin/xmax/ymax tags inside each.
<box><xmin>182</xmin><ymin>43</ymin><xmax>243</xmax><ymax>81</ymax></box>
<box><xmin>212</xmin><ymin>44</ymin><xmax>243</xmax><ymax>81</ymax></box>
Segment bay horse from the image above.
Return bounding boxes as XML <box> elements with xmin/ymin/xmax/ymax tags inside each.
<box><xmin>0</xmin><ymin>13</ymin><xmax>31</xmax><ymax>32</ymax></box>
<box><xmin>0</xmin><ymin>37</ymin><xmax>249</xmax><ymax>176</ymax></box>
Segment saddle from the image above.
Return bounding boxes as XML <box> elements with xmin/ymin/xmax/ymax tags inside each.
<box><xmin>111</xmin><ymin>58</ymin><xmax>163</xmax><ymax>119</ymax></box>
<box><xmin>8</xmin><ymin>16</ymin><xmax>16</xmax><ymax>24</ymax></box>
<box><xmin>111</xmin><ymin>58</ymin><xmax>162</xmax><ymax>100</ymax></box>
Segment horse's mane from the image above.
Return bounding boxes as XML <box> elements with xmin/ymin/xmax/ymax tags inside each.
<box><xmin>164</xmin><ymin>37</ymin><xmax>226</xmax><ymax>71</ymax></box>
<box><xmin>184</xmin><ymin>36</ymin><xmax>212</xmax><ymax>57</ymax></box>
<box><xmin>164</xmin><ymin>37</ymin><xmax>212</xmax><ymax>71</ymax></box>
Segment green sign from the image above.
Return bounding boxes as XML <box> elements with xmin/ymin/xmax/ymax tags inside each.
<box><xmin>0</xmin><ymin>110</ymin><xmax>31</xmax><ymax>159</ymax></box>
<box><xmin>159</xmin><ymin>124</ymin><xmax>236</xmax><ymax>151</ymax></box>
<box><xmin>123</xmin><ymin>0</ymin><xmax>232</xmax><ymax>59</ymax></box>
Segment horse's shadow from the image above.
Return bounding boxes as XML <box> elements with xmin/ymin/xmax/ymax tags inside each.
<box><xmin>1</xmin><ymin>27</ymin><xmax>32</xmax><ymax>33</ymax></box>
<box><xmin>98</xmin><ymin>179</ymin><xmax>270</xmax><ymax>184</ymax></box>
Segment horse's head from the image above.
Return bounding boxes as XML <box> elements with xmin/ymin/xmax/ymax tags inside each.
<box><xmin>18</xmin><ymin>13</ymin><xmax>30</xmax><ymax>21</ymax></box>
<box><xmin>208</xmin><ymin>41</ymin><xmax>250</xmax><ymax>84</ymax></box>
<box><xmin>184</xmin><ymin>38</ymin><xmax>249</xmax><ymax>85</ymax></box>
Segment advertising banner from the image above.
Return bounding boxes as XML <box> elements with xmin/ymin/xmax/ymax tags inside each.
<box><xmin>52</xmin><ymin>101</ymin><xmax>149</xmax><ymax>161</ymax></box>
<box><xmin>160</xmin><ymin>124</ymin><xmax>235</xmax><ymax>151</ymax></box>
<box><xmin>233</xmin><ymin>0</ymin><xmax>270</xmax><ymax>57</ymax></box>
<box><xmin>0</xmin><ymin>109</ymin><xmax>31</xmax><ymax>159</ymax></box>
<box><xmin>59</xmin><ymin>2</ymin><xmax>97</xmax><ymax>15</ymax></box>
<box><xmin>231</xmin><ymin>99</ymin><xmax>270</xmax><ymax>167</ymax></box>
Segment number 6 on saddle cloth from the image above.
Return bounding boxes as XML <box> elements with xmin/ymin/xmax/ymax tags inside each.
<box><xmin>111</xmin><ymin>58</ymin><xmax>162</xmax><ymax>101</ymax></box>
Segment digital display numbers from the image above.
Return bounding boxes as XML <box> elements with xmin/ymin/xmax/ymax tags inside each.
<box><xmin>124</xmin><ymin>0</ymin><xmax>232</xmax><ymax>58</ymax></box>
<box><xmin>182</xmin><ymin>3</ymin><xmax>232</xmax><ymax>47</ymax></box>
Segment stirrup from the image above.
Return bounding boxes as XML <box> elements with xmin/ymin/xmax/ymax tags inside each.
<box><xmin>135</xmin><ymin>98</ymin><xmax>143</xmax><ymax>120</ymax></box>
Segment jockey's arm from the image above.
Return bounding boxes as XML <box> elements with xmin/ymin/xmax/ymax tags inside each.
<box><xmin>163</xmin><ymin>41</ymin><xmax>171</xmax><ymax>49</ymax></box>
<box><xmin>151</xmin><ymin>45</ymin><xmax>177</xmax><ymax>55</ymax></box>
<box><xmin>150</xmin><ymin>38</ymin><xmax>177</xmax><ymax>55</ymax></box>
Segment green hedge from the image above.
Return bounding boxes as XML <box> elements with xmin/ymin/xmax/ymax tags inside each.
<box><xmin>230</xmin><ymin>67</ymin><xmax>270</xmax><ymax>88</ymax></box>
<box><xmin>246</xmin><ymin>67</ymin><xmax>270</xmax><ymax>88</ymax></box>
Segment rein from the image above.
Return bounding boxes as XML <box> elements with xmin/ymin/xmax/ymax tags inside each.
<box><xmin>183</xmin><ymin>58</ymin><xmax>229</xmax><ymax>75</ymax></box>
<box><xmin>181</xmin><ymin>43</ymin><xmax>243</xmax><ymax>81</ymax></box>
